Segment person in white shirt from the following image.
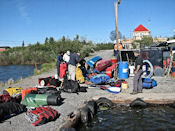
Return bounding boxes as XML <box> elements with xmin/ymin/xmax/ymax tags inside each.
<box><xmin>63</xmin><ymin>50</ymin><xmax>70</xmax><ymax>63</ymax></box>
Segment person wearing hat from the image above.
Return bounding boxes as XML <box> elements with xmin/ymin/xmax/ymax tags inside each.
<box><xmin>63</xmin><ymin>50</ymin><xmax>70</xmax><ymax>63</ymax></box>
<box><xmin>68</xmin><ymin>51</ymin><xmax>80</xmax><ymax>80</ymax></box>
<box><xmin>131</xmin><ymin>50</ymin><xmax>143</xmax><ymax>95</ymax></box>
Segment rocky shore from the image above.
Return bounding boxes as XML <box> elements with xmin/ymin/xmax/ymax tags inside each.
<box><xmin>0</xmin><ymin>50</ymin><xmax>175</xmax><ymax>131</ymax></box>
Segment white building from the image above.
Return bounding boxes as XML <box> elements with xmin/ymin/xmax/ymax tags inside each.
<box><xmin>133</xmin><ymin>24</ymin><xmax>150</xmax><ymax>40</ymax></box>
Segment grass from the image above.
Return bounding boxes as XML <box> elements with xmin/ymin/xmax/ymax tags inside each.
<box><xmin>34</xmin><ymin>62</ymin><xmax>56</xmax><ymax>75</ymax></box>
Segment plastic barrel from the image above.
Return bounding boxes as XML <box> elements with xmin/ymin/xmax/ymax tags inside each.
<box><xmin>121</xmin><ymin>81</ymin><xmax>128</xmax><ymax>89</ymax></box>
<box><xmin>172</xmin><ymin>68</ymin><xmax>175</xmax><ymax>72</ymax></box>
<box><xmin>118</xmin><ymin>62</ymin><xmax>129</xmax><ymax>79</ymax></box>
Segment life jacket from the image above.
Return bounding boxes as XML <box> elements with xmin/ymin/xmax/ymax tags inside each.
<box><xmin>114</xmin><ymin>44</ymin><xmax>117</xmax><ymax>51</ymax></box>
<box><xmin>21</xmin><ymin>87</ymin><xmax>37</xmax><ymax>100</ymax></box>
<box><xmin>76</xmin><ymin>67</ymin><xmax>85</xmax><ymax>83</ymax></box>
<box><xmin>25</xmin><ymin>106</ymin><xmax>59</xmax><ymax>126</ymax></box>
<box><xmin>3</xmin><ymin>87</ymin><xmax>23</xmax><ymax>98</ymax></box>
<box><xmin>118</xmin><ymin>43</ymin><xmax>123</xmax><ymax>50</ymax></box>
<box><xmin>0</xmin><ymin>93</ymin><xmax>13</xmax><ymax>103</ymax></box>
<box><xmin>114</xmin><ymin>43</ymin><xmax>123</xmax><ymax>51</ymax></box>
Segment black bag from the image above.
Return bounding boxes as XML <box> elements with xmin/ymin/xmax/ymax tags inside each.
<box><xmin>0</xmin><ymin>102</ymin><xmax>26</xmax><ymax>121</ymax></box>
<box><xmin>62</xmin><ymin>79</ymin><xmax>80</xmax><ymax>93</ymax></box>
<box><xmin>37</xmin><ymin>87</ymin><xmax>61</xmax><ymax>95</ymax></box>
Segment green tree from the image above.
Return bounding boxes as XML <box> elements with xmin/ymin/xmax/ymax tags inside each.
<box><xmin>61</xmin><ymin>36</ymin><xmax>65</xmax><ymax>42</ymax></box>
<box><xmin>45</xmin><ymin>37</ymin><xmax>49</xmax><ymax>44</ymax></box>
<box><xmin>22</xmin><ymin>40</ymin><xmax>25</xmax><ymax>47</ymax></box>
<box><xmin>110</xmin><ymin>30</ymin><xmax>123</xmax><ymax>41</ymax></box>
<box><xmin>49</xmin><ymin>37</ymin><xmax>55</xmax><ymax>44</ymax></box>
<box><xmin>139</xmin><ymin>36</ymin><xmax>153</xmax><ymax>48</ymax></box>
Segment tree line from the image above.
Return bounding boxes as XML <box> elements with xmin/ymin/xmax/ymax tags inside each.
<box><xmin>0</xmin><ymin>35</ymin><xmax>113</xmax><ymax>65</ymax></box>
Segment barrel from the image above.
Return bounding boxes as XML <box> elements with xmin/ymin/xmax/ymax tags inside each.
<box><xmin>121</xmin><ymin>81</ymin><xmax>128</xmax><ymax>89</ymax></box>
<box><xmin>118</xmin><ymin>62</ymin><xmax>129</xmax><ymax>79</ymax></box>
<box><xmin>172</xmin><ymin>67</ymin><xmax>175</xmax><ymax>77</ymax></box>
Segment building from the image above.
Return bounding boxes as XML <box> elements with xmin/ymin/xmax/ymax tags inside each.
<box><xmin>133</xmin><ymin>24</ymin><xmax>150</xmax><ymax>40</ymax></box>
<box><xmin>0</xmin><ymin>46</ymin><xmax>10</xmax><ymax>52</ymax></box>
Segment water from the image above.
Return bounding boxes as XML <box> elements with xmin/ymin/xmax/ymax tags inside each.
<box><xmin>78</xmin><ymin>106</ymin><xmax>175</xmax><ymax>131</ymax></box>
<box><xmin>0</xmin><ymin>65</ymin><xmax>40</xmax><ymax>82</ymax></box>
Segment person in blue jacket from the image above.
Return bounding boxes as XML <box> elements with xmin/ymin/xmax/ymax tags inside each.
<box><xmin>68</xmin><ymin>51</ymin><xmax>80</xmax><ymax>80</ymax></box>
<box><xmin>56</xmin><ymin>51</ymin><xmax>64</xmax><ymax>78</ymax></box>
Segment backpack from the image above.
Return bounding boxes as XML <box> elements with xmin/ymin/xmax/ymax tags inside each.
<box><xmin>76</xmin><ymin>67</ymin><xmax>85</xmax><ymax>83</ymax></box>
<box><xmin>39</xmin><ymin>76</ymin><xmax>60</xmax><ymax>87</ymax></box>
<box><xmin>62</xmin><ymin>79</ymin><xmax>80</xmax><ymax>93</ymax></box>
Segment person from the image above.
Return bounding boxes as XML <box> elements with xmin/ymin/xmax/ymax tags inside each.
<box><xmin>68</xmin><ymin>51</ymin><xmax>80</xmax><ymax>80</ymax></box>
<box><xmin>63</xmin><ymin>50</ymin><xmax>70</xmax><ymax>64</ymax></box>
<box><xmin>56</xmin><ymin>51</ymin><xmax>64</xmax><ymax>78</ymax></box>
<box><xmin>131</xmin><ymin>50</ymin><xmax>143</xmax><ymax>95</ymax></box>
<box><xmin>114</xmin><ymin>44</ymin><xmax>117</xmax><ymax>56</ymax></box>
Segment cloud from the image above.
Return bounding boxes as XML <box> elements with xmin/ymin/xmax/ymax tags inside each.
<box><xmin>16</xmin><ymin>0</ymin><xmax>31</xmax><ymax>24</ymax></box>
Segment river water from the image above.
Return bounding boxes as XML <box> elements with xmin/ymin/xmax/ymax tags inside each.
<box><xmin>78</xmin><ymin>105</ymin><xmax>175</xmax><ymax>131</ymax></box>
<box><xmin>0</xmin><ymin>65</ymin><xmax>40</xmax><ymax>82</ymax></box>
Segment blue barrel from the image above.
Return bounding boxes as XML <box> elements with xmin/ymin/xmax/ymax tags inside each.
<box><xmin>171</xmin><ymin>68</ymin><xmax>175</xmax><ymax>72</ymax></box>
<box><xmin>118</xmin><ymin>62</ymin><xmax>129</xmax><ymax>79</ymax></box>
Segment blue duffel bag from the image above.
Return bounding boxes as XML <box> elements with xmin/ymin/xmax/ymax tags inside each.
<box><xmin>142</xmin><ymin>78</ymin><xmax>157</xmax><ymax>89</ymax></box>
<box><xmin>90</xmin><ymin>74</ymin><xmax>110</xmax><ymax>84</ymax></box>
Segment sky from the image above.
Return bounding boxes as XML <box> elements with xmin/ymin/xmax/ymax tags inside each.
<box><xmin>0</xmin><ymin>0</ymin><xmax>175</xmax><ymax>47</ymax></box>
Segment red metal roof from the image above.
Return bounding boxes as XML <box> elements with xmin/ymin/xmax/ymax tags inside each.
<box><xmin>134</xmin><ymin>24</ymin><xmax>149</xmax><ymax>32</ymax></box>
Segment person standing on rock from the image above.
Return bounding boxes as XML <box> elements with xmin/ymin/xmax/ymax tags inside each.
<box><xmin>68</xmin><ymin>51</ymin><xmax>80</xmax><ymax>80</ymax></box>
<box><xmin>131</xmin><ymin>50</ymin><xmax>143</xmax><ymax>95</ymax></box>
<box><xmin>56</xmin><ymin>51</ymin><xmax>64</xmax><ymax>78</ymax></box>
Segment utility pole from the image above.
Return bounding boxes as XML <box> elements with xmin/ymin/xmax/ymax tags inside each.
<box><xmin>114</xmin><ymin>0</ymin><xmax>122</xmax><ymax>60</ymax></box>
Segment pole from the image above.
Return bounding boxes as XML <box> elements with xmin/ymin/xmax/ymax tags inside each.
<box><xmin>114</xmin><ymin>2</ymin><xmax>119</xmax><ymax>46</ymax></box>
<box><xmin>114</xmin><ymin>0</ymin><xmax>122</xmax><ymax>61</ymax></box>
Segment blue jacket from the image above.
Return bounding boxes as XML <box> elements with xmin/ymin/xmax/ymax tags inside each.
<box><xmin>69</xmin><ymin>53</ymin><xmax>79</xmax><ymax>66</ymax></box>
<box><xmin>57</xmin><ymin>54</ymin><xmax>63</xmax><ymax>65</ymax></box>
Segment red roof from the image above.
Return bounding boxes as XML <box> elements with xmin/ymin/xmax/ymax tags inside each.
<box><xmin>134</xmin><ymin>24</ymin><xmax>149</xmax><ymax>32</ymax></box>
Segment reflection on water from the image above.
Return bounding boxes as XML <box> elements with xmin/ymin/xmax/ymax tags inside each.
<box><xmin>78</xmin><ymin>106</ymin><xmax>175</xmax><ymax>131</ymax></box>
<box><xmin>0</xmin><ymin>65</ymin><xmax>40</xmax><ymax>82</ymax></box>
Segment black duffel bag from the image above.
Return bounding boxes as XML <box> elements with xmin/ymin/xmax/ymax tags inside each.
<box><xmin>62</xmin><ymin>79</ymin><xmax>80</xmax><ymax>93</ymax></box>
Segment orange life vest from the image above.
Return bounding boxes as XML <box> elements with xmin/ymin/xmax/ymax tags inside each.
<box><xmin>114</xmin><ymin>43</ymin><xmax>123</xmax><ymax>51</ymax></box>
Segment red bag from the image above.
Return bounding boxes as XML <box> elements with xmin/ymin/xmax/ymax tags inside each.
<box><xmin>0</xmin><ymin>93</ymin><xmax>13</xmax><ymax>103</ymax></box>
<box><xmin>95</xmin><ymin>60</ymin><xmax>112</xmax><ymax>71</ymax></box>
<box><xmin>25</xmin><ymin>106</ymin><xmax>59</xmax><ymax>126</ymax></box>
<box><xmin>106</xmin><ymin>63</ymin><xmax>117</xmax><ymax>78</ymax></box>
<box><xmin>59</xmin><ymin>63</ymin><xmax>67</xmax><ymax>79</ymax></box>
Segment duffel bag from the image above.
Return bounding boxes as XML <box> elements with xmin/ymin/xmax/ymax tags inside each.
<box><xmin>142</xmin><ymin>78</ymin><xmax>157</xmax><ymax>89</ymax></box>
<box><xmin>62</xmin><ymin>79</ymin><xmax>80</xmax><ymax>93</ymax></box>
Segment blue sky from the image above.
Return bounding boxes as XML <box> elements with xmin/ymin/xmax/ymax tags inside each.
<box><xmin>0</xmin><ymin>0</ymin><xmax>175</xmax><ymax>47</ymax></box>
